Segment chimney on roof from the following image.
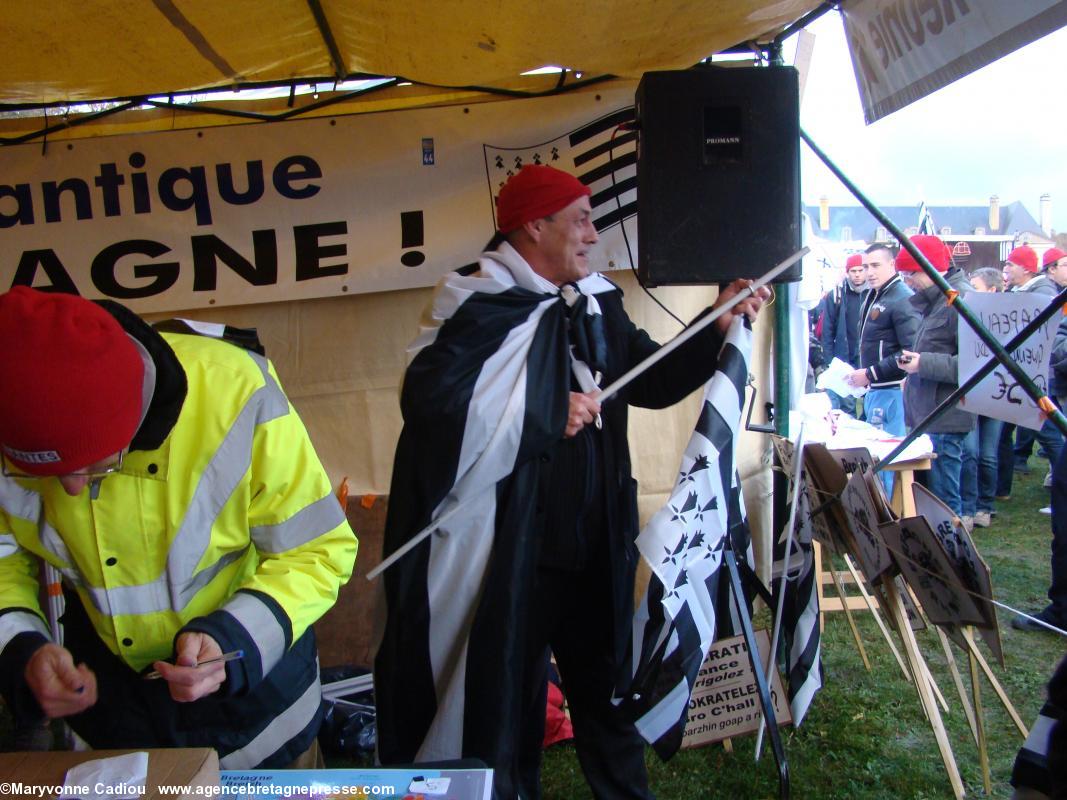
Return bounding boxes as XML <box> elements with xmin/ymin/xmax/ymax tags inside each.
<box><xmin>819</xmin><ymin>196</ymin><xmax>829</xmax><ymax>231</ymax></box>
<box><xmin>989</xmin><ymin>195</ymin><xmax>1000</xmax><ymax>232</ymax></box>
<box><xmin>1041</xmin><ymin>193</ymin><xmax>1052</xmax><ymax>236</ymax></box>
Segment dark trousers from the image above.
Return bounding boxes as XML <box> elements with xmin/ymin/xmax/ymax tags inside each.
<box><xmin>1048</xmin><ymin>446</ymin><xmax>1067</xmax><ymax>624</ymax></box>
<box><xmin>997</xmin><ymin>423</ymin><xmax>1016</xmax><ymax>497</ymax></box>
<box><xmin>518</xmin><ymin>541</ymin><xmax>652</xmax><ymax>800</ymax></box>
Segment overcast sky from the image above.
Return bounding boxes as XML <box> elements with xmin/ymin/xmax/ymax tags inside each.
<box><xmin>794</xmin><ymin>11</ymin><xmax>1067</xmax><ymax>233</ymax></box>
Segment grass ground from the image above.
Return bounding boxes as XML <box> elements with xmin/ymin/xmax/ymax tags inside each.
<box><xmin>537</xmin><ymin>461</ymin><xmax>1066</xmax><ymax>799</ymax></box>
<box><xmin>1</xmin><ymin>463</ymin><xmax>1063</xmax><ymax>799</ymax></box>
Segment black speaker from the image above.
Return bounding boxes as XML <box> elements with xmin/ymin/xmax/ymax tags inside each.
<box><xmin>636</xmin><ymin>66</ymin><xmax>801</xmax><ymax>285</ymax></box>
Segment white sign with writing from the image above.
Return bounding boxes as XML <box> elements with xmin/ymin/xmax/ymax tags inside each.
<box><xmin>958</xmin><ymin>292</ymin><xmax>1056</xmax><ymax>430</ymax></box>
<box><xmin>682</xmin><ymin>630</ymin><xmax>791</xmax><ymax>748</ymax></box>
<box><xmin>842</xmin><ymin>0</ymin><xmax>1067</xmax><ymax>123</ymax></box>
<box><xmin>0</xmin><ymin>83</ymin><xmax>638</xmax><ymax>313</ymax></box>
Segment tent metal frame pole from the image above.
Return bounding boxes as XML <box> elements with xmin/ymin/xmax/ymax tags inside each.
<box><xmin>800</xmin><ymin>127</ymin><xmax>1067</xmax><ymax>452</ymax></box>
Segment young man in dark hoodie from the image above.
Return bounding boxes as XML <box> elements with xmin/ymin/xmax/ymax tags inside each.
<box><xmin>896</xmin><ymin>235</ymin><xmax>975</xmax><ymax>519</ymax></box>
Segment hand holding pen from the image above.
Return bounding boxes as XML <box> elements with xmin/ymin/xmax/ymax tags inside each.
<box><xmin>148</xmin><ymin>633</ymin><xmax>238</xmax><ymax>702</ymax></box>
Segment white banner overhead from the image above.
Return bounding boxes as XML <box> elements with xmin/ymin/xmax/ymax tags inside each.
<box><xmin>842</xmin><ymin>0</ymin><xmax>1067</xmax><ymax>124</ymax></box>
<box><xmin>0</xmin><ymin>83</ymin><xmax>639</xmax><ymax>314</ymax></box>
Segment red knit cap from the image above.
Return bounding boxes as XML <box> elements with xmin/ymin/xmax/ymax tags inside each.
<box><xmin>845</xmin><ymin>254</ymin><xmax>864</xmax><ymax>268</ymax></box>
<box><xmin>1043</xmin><ymin>247</ymin><xmax>1067</xmax><ymax>268</ymax></box>
<box><xmin>1006</xmin><ymin>245</ymin><xmax>1039</xmax><ymax>273</ymax></box>
<box><xmin>0</xmin><ymin>287</ymin><xmax>144</xmax><ymax>476</ymax></box>
<box><xmin>495</xmin><ymin>165</ymin><xmax>592</xmax><ymax>233</ymax></box>
<box><xmin>895</xmin><ymin>234</ymin><xmax>950</xmax><ymax>273</ymax></box>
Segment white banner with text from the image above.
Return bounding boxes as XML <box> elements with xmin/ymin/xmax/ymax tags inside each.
<box><xmin>842</xmin><ymin>0</ymin><xmax>1067</xmax><ymax>123</ymax></box>
<box><xmin>0</xmin><ymin>83</ymin><xmax>638</xmax><ymax>313</ymax></box>
<box><xmin>958</xmin><ymin>291</ymin><xmax>1056</xmax><ymax>430</ymax></box>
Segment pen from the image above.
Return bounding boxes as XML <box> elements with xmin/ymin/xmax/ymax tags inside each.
<box><xmin>144</xmin><ymin>649</ymin><xmax>244</xmax><ymax>680</ymax></box>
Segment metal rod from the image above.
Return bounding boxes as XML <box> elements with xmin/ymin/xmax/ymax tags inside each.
<box><xmin>596</xmin><ymin>248</ymin><xmax>807</xmax><ymax>402</ymax></box>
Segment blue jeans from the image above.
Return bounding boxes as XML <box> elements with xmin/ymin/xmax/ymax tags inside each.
<box><xmin>928</xmin><ymin>432</ymin><xmax>968</xmax><ymax>516</ymax></box>
<box><xmin>865</xmin><ymin>387</ymin><xmax>905</xmax><ymax>498</ymax></box>
<box><xmin>961</xmin><ymin>416</ymin><xmax>1003</xmax><ymax>516</ymax></box>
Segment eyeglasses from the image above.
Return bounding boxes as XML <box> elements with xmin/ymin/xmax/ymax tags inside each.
<box><xmin>1</xmin><ymin>450</ymin><xmax>126</xmax><ymax>481</ymax></box>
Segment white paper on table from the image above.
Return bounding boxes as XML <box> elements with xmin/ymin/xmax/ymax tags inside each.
<box><xmin>816</xmin><ymin>357</ymin><xmax>867</xmax><ymax>398</ymax></box>
<box><xmin>64</xmin><ymin>751</ymin><xmax>148</xmax><ymax>800</ymax></box>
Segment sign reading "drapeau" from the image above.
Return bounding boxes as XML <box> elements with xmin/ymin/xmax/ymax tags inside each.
<box><xmin>0</xmin><ymin>82</ymin><xmax>639</xmax><ymax>314</ymax></box>
<box><xmin>842</xmin><ymin>0</ymin><xmax>1067</xmax><ymax>124</ymax></box>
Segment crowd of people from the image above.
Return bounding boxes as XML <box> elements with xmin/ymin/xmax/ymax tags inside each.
<box><xmin>808</xmin><ymin>237</ymin><xmax>1067</xmax><ymax>636</ymax></box>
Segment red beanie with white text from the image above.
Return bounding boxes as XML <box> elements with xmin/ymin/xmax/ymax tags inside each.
<box><xmin>0</xmin><ymin>287</ymin><xmax>143</xmax><ymax>476</ymax></box>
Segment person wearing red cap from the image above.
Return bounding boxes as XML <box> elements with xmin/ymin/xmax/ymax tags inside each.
<box><xmin>815</xmin><ymin>252</ymin><xmax>869</xmax><ymax>416</ymax></box>
<box><xmin>0</xmin><ymin>287</ymin><xmax>357</xmax><ymax>768</ymax></box>
<box><xmin>1004</xmin><ymin>244</ymin><xmax>1057</xmax><ymax>295</ymax></box>
<box><xmin>1000</xmin><ymin>244</ymin><xmax>1064</xmax><ymax>502</ymax></box>
<box><xmin>375</xmin><ymin>163</ymin><xmax>769</xmax><ymax>799</ymax></box>
<box><xmin>894</xmin><ymin>235</ymin><xmax>975</xmax><ymax>520</ymax></box>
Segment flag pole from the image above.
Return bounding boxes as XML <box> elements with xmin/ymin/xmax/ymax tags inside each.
<box><xmin>369</xmin><ymin>247</ymin><xmax>808</xmax><ymax>581</ymax></box>
<box><xmin>755</xmin><ymin>422</ymin><xmax>808</xmax><ymax>760</ymax></box>
<box><xmin>595</xmin><ymin>248</ymin><xmax>808</xmax><ymax>403</ymax></box>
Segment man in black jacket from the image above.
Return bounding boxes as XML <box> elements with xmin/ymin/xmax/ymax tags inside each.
<box><xmin>374</xmin><ymin>164</ymin><xmax>768</xmax><ymax>799</ymax></box>
<box><xmin>818</xmin><ymin>253</ymin><xmax>869</xmax><ymax>416</ymax></box>
<box><xmin>896</xmin><ymin>235</ymin><xmax>975</xmax><ymax>517</ymax></box>
<box><xmin>847</xmin><ymin>242</ymin><xmax>920</xmax><ymax>495</ymax></box>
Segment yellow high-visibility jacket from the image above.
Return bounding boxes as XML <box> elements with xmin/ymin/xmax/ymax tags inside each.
<box><xmin>0</xmin><ymin>324</ymin><xmax>357</xmax><ymax>768</ymax></box>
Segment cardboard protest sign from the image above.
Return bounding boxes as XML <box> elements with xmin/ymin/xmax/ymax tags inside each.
<box><xmin>800</xmin><ymin>443</ymin><xmax>851</xmax><ymax>554</ymax></box>
<box><xmin>912</xmin><ymin>484</ymin><xmax>1004</xmax><ymax>665</ymax></box>
<box><xmin>681</xmin><ymin>630</ymin><xmax>792</xmax><ymax>748</ymax></box>
<box><xmin>828</xmin><ymin>446</ymin><xmax>895</xmax><ymax>523</ymax></box>
<box><xmin>959</xmin><ymin>292</ymin><xmax>1057</xmax><ymax>430</ymax></box>
<box><xmin>839</xmin><ymin>470</ymin><xmax>893</xmax><ymax>582</ymax></box>
<box><xmin>881</xmin><ymin>516</ymin><xmax>985</xmax><ymax>628</ymax></box>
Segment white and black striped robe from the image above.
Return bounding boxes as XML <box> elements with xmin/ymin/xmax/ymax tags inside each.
<box><xmin>373</xmin><ymin>244</ymin><xmax>617</xmax><ymax>776</ymax></box>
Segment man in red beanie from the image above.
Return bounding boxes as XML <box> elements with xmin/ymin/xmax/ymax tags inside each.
<box><xmin>894</xmin><ymin>235</ymin><xmax>975</xmax><ymax>520</ymax></box>
<box><xmin>1004</xmin><ymin>244</ymin><xmax>1056</xmax><ymax>295</ymax></box>
<box><xmin>0</xmin><ymin>287</ymin><xmax>357</xmax><ymax>768</ymax></box>
<box><xmin>375</xmin><ymin>164</ymin><xmax>768</xmax><ymax>799</ymax></box>
<box><xmin>815</xmin><ymin>252</ymin><xmax>869</xmax><ymax>416</ymax></box>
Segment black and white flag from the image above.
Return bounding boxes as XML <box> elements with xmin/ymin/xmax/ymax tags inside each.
<box><xmin>484</xmin><ymin>107</ymin><xmax>637</xmax><ymax>236</ymax></box>
<box><xmin>615</xmin><ymin>317</ymin><xmax>755</xmax><ymax>759</ymax></box>
<box><xmin>773</xmin><ymin>473</ymin><xmax>823</xmax><ymax>726</ymax></box>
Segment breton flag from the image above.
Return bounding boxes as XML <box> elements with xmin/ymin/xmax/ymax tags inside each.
<box><xmin>615</xmin><ymin>317</ymin><xmax>755</xmax><ymax>759</ymax></box>
<box><xmin>772</xmin><ymin>474</ymin><xmax>823</xmax><ymax>726</ymax></box>
<box><xmin>917</xmin><ymin>201</ymin><xmax>936</xmax><ymax>235</ymax></box>
<box><xmin>483</xmin><ymin>107</ymin><xmax>637</xmax><ymax>235</ymax></box>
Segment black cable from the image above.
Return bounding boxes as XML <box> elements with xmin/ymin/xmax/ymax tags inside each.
<box><xmin>608</xmin><ymin>124</ymin><xmax>685</xmax><ymax>327</ymax></box>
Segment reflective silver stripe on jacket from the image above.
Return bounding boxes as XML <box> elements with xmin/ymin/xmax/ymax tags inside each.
<box><xmin>0</xmin><ymin>533</ymin><xmax>17</xmax><ymax>560</ymax></box>
<box><xmin>0</xmin><ymin>475</ymin><xmax>41</xmax><ymax>523</ymax></box>
<box><xmin>250</xmin><ymin>494</ymin><xmax>346</xmax><ymax>554</ymax></box>
<box><xmin>0</xmin><ymin>610</ymin><xmax>51</xmax><ymax>651</ymax></box>
<box><xmin>221</xmin><ymin>591</ymin><xmax>287</xmax><ymax>675</ymax></box>
<box><xmin>8</xmin><ymin>352</ymin><xmax>295</xmax><ymax>619</ymax></box>
<box><xmin>165</xmin><ymin>352</ymin><xmax>289</xmax><ymax>609</ymax></box>
<box><xmin>218</xmin><ymin>670</ymin><xmax>322</xmax><ymax>769</ymax></box>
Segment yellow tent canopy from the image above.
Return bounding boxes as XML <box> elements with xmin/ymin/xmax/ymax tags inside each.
<box><xmin>2</xmin><ymin>0</ymin><xmax>825</xmax><ymax>140</ymax></box>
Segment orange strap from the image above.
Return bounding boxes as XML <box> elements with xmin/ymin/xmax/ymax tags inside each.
<box><xmin>945</xmin><ymin>290</ymin><xmax>959</xmax><ymax>306</ymax></box>
<box><xmin>47</xmin><ymin>582</ymin><xmax>63</xmax><ymax>597</ymax></box>
<box><xmin>1038</xmin><ymin>396</ymin><xmax>1058</xmax><ymax>415</ymax></box>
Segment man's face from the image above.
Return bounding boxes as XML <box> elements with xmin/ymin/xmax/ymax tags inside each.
<box><xmin>1047</xmin><ymin>258</ymin><xmax>1067</xmax><ymax>288</ymax></box>
<box><xmin>864</xmin><ymin>248</ymin><xmax>896</xmax><ymax>290</ymax></box>
<box><xmin>846</xmin><ymin>264</ymin><xmax>868</xmax><ymax>289</ymax></box>
<box><xmin>530</xmin><ymin>195</ymin><xmax>599</xmax><ymax>285</ymax></box>
<box><xmin>1003</xmin><ymin>260</ymin><xmax>1030</xmax><ymax>288</ymax></box>
<box><xmin>901</xmin><ymin>270</ymin><xmax>934</xmax><ymax>293</ymax></box>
